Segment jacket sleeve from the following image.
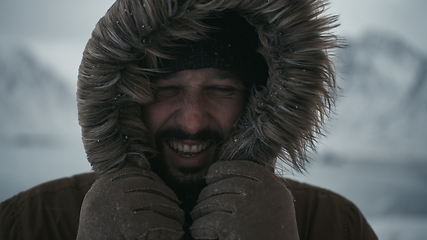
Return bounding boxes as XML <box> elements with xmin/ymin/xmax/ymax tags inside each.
<box><xmin>285</xmin><ymin>178</ymin><xmax>378</xmax><ymax>240</ymax></box>
<box><xmin>0</xmin><ymin>200</ymin><xmax>21</xmax><ymax>240</ymax></box>
<box><xmin>0</xmin><ymin>173</ymin><xmax>96</xmax><ymax>240</ymax></box>
<box><xmin>345</xmin><ymin>198</ymin><xmax>378</xmax><ymax>240</ymax></box>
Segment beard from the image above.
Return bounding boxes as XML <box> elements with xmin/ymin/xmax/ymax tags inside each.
<box><xmin>148</xmin><ymin>126</ymin><xmax>225</xmax><ymax>193</ymax></box>
<box><xmin>148</xmin><ymin>127</ymin><xmax>225</xmax><ymax>238</ymax></box>
<box><xmin>149</xmin><ymin>126</ymin><xmax>224</xmax><ymax>182</ymax></box>
<box><xmin>150</xmin><ymin>155</ymin><xmax>207</xmax><ymax>239</ymax></box>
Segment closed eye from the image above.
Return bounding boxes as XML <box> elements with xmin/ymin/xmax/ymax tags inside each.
<box><xmin>206</xmin><ymin>86</ymin><xmax>240</xmax><ymax>97</ymax></box>
<box><xmin>156</xmin><ymin>86</ymin><xmax>180</xmax><ymax>99</ymax></box>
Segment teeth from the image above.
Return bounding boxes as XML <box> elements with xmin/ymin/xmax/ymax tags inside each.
<box><xmin>190</xmin><ymin>145</ymin><xmax>198</xmax><ymax>152</ymax></box>
<box><xmin>183</xmin><ymin>145</ymin><xmax>190</xmax><ymax>152</ymax></box>
<box><xmin>169</xmin><ymin>141</ymin><xmax>210</xmax><ymax>154</ymax></box>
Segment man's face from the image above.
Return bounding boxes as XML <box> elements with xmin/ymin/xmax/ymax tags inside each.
<box><xmin>143</xmin><ymin>68</ymin><xmax>246</xmax><ymax>183</ymax></box>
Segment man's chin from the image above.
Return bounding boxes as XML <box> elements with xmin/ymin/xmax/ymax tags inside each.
<box><xmin>157</xmin><ymin>166</ymin><xmax>207</xmax><ymax>207</ymax></box>
<box><xmin>164</xmin><ymin>165</ymin><xmax>207</xmax><ymax>186</ymax></box>
<box><xmin>149</xmin><ymin>156</ymin><xmax>207</xmax><ymax>186</ymax></box>
<box><xmin>175</xmin><ymin>162</ymin><xmax>204</xmax><ymax>175</ymax></box>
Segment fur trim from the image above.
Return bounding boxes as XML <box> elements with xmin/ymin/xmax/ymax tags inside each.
<box><xmin>77</xmin><ymin>0</ymin><xmax>340</xmax><ymax>173</ymax></box>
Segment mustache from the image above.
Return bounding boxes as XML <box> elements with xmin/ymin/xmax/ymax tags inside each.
<box><xmin>155</xmin><ymin>127</ymin><xmax>224</xmax><ymax>143</ymax></box>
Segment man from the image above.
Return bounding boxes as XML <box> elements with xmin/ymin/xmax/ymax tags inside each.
<box><xmin>0</xmin><ymin>0</ymin><xmax>378</xmax><ymax>239</ymax></box>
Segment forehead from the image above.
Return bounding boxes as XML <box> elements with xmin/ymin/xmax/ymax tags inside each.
<box><xmin>154</xmin><ymin>68</ymin><xmax>244</xmax><ymax>86</ymax></box>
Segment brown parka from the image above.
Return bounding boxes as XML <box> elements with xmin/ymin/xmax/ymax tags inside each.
<box><xmin>1</xmin><ymin>0</ymin><xmax>378</xmax><ymax>239</ymax></box>
<box><xmin>0</xmin><ymin>172</ymin><xmax>377</xmax><ymax>239</ymax></box>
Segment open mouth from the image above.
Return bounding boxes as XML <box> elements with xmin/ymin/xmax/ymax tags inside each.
<box><xmin>167</xmin><ymin>140</ymin><xmax>211</xmax><ymax>157</ymax></box>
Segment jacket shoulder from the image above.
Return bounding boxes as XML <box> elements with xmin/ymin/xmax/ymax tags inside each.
<box><xmin>0</xmin><ymin>172</ymin><xmax>97</xmax><ymax>240</ymax></box>
<box><xmin>283</xmin><ymin>178</ymin><xmax>378</xmax><ymax>240</ymax></box>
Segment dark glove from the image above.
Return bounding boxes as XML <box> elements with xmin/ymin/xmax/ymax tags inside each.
<box><xmin>76</xmin><ymin>165</ymin><xmax>185</xmax><ymax>239</ymax></box>
<box><xmin>190</xmin><ymin>161</ymin><xmax>299</xmax><ymax>240</ymax></box>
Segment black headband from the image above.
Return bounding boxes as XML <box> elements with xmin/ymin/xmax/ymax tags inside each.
<box><xmin>160</xmin><ymin>12</ymin><xmax>268</xmax><ymax>87</ymax></box>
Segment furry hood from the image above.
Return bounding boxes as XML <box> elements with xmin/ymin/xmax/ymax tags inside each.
<box><xmin>77</xmin><ymin>0</ymin><xmax>340</xmax><ymax>173</ymax></box>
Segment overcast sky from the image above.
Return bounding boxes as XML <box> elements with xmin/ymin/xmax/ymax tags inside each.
<box><xmin>1</xmin><ymin>0</ymin><xmax>426</xmax><ymax>83</ymax></box>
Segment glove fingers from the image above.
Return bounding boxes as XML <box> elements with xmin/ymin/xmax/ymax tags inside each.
<box><xmin>79</xmin><ymin>166</ymin><xmax>186</xmax><ymax>239</ymax></box>
<box><xmin>128</xmin><ymin>193</ymin><xmax>185</xmax><ymax>224</ymax></box>
<box><xmin>104</xmin><ymin>169</ymin><xmax>181</xmax><ymax>204</ymax></box>
<box><xmin>206</xmin><ymin>161</ymin><xmax>272</xmax><ymax>185</ymax></box>
<box><xmin>109</xmin><ymin>166</ymin><xmax>164</xmax><ymax>183</ymax></box>
<box><xmin>197</xmin><ymin>177</ymin><xmax>257</xmax><ymax>202</ymax></box>
<box><xmin>123</xmin><ymin>212</ymin><xmax>185</xmax><ymax>240</ymax></box>
<box><xmin>190</xmin><ymin>227</ymin><xmax>219</xmax><ymax>240</ymax></box>
<box><xmin>191</xmin><ymin>194</ymin><xmax>238</xmax><ymax>221</ymax></box>
<box><xmin>122</xmin><ymin>179</ymin><xmax>181</xmax><ymax>204</ymax></box>
<box><xmin>145</xmin><ymin>228</ymin><xmax>185</xmax><ymax>240</ymax></box>
<box><xmin>190</xmin><ymin>213</ymin><xmax>229</xmax><ymax>240</ymax></box>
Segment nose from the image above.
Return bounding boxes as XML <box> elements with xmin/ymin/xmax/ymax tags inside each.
<box><xmin>175</xmin><ymin>93</ymin><xmax>210</xmax><ymax>135</ymax></box>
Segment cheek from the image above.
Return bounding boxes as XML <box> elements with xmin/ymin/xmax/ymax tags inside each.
<box><xmin>142</xmin><ymin>103</ymin><xmax>173</xmax><ymax>139</ymax></box>
<box><xmin>212</xmin><ymin>97</ymin><xmax>246</xmax><ymax>136</ymax></box>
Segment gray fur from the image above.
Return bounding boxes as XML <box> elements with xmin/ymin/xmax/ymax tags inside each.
<box><xmin>77</xmin><ymin>0</ymin><xmax>341</xmax><ymax>173</ymax></box>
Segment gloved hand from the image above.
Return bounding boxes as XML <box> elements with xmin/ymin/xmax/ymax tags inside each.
<box><xmin>190</xmin><ymin>161</ymin><xmax>299</xmax><ymax>240</ymax></box>
<box><xmin>76</xmin><ymin>165</ymin><xmax>185</xmax><ymax>240</ymax></box>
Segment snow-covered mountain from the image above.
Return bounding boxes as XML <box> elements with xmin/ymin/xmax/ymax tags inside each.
<box><xmin>0</xmin><ymin>45</ymin><xmax>89</xmax><ymax>203</ymax></box>
<box><xmin>291</xmin><ymin>31</ymin><xmax>427</xmax><ymax>240</ymax></box>
<box><xmin>319</xmin><ymin>31</ymin><xmax>427</xmax><ymax>160</ymax></box>
<box><xmin>0</xmin><ymin>45</ymin><xmax>79</xmax><ymax>146</ymax></box>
